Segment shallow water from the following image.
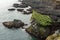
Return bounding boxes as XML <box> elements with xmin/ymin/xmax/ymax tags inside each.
<box><xmin>0</xmin><ymin>0</ymin><xmax>36</xmax><ymax>40</ymax></box>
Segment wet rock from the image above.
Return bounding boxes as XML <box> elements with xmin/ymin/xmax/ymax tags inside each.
<box><xmin>3</xmin><ymin>19</ymin><xmax>27</xmax><ymax>29</ymax></box>
<box><xmin>23</xmin><ymin>11</ymin><xmax>32</xmax><ymax>14</ymax></box>
<box><xmin>17</xmin><ymin>9</ymin><xmax>24</xmax><ymax>12</ymax></box>
<box><xmin>26</xmin><ymin>8</ymin><xmax>33</xmax><ymax>13</ymax></box>
<box><xmin>8</xmin><ymin>8</ymin><xmax>15</xmax><ymax>11</ymax></box>
<box><xmin>27</xmin><ymin>8</ymin><xmax>32</xmax><ymax>11</ymax></box>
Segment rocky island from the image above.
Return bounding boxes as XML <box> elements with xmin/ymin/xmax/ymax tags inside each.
<box><xmin>3</xmin><ymin>19</ymin><xmax>27</xmax><ymax>29</ymax></box>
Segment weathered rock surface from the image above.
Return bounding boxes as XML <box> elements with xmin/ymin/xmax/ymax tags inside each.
<box><xmin>3</xmin><ymin>19</ymin><xmax>27</xmax><ymax>29</ymax></box>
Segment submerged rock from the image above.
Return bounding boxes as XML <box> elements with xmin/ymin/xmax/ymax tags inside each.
<box><xmin>3</xmin><ymin>19</ymin><xmax>27</xmax><ymax>29</ymax></box>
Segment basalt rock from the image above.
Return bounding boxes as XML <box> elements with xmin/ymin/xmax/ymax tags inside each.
<box><xmin>3</xmin><ymin>19</ymin><xmax>27</xmax><ymax>29</ymax></box>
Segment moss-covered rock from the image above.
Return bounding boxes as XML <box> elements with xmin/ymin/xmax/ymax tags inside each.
<box><xmin>31</xmin><ymin>10</ymin><xmax>52</xmax><ymax>26</ymax></box>
<box><xmin>25</xmin><ymin>10</ymin><xmax>53</xmax><ymax>40</ymax></box>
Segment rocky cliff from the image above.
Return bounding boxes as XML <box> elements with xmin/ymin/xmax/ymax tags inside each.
<box><xmin>18</xmin><ymin>0</ymin><xmax>60</xmax><ymax>40</ymax></box>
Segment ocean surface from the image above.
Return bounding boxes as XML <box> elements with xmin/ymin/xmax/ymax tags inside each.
<box><xmin>0</xmin><ymin>0</ymin><xmax>36</xmax><ymax>40</ymax></box>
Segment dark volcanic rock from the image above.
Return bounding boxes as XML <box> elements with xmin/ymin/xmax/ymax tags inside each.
<box><xmin>3</xmin><ymin>19</ymin><xmax>27</xmax><ymax>29</ymax></box>
<box><xmin>17</xmin><ymin>9</ymin><xmax>24</xmax><ymax>12</ymax></box>
<box><xmin>8</xmin><ymin>8</ymin><xmax>15</xmax><ymax>11</ymax></box>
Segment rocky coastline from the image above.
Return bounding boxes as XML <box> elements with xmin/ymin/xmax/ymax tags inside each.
<box><xmin>2</xmin><ymin>0</ymin><xmax>60</xmax><ymax>40</ymax></box>
<box><xmin>20</xmin><ymin>0</ymin><xmax>60</xmax><ymax>40</ymax></box>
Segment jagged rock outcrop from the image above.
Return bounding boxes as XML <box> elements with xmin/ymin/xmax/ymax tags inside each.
<box><xmin>25</xmin><ymin>10</ymin><xmax>60</xmax><ymax>40</ymax></box>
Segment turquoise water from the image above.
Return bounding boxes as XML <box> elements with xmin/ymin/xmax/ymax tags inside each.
<box><xmin>0</xmin><ymin>0</ymin><xmax>37</xmax><ymax>40</ymax></box>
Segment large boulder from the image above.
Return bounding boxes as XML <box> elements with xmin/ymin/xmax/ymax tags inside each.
<box><xmin>3</xmin><ymin>19</ymin><xmax>27</xmax><ymax>29</ymax></box>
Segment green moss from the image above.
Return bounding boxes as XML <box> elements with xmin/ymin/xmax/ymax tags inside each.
<box><xmin>32</xmin><ymin>10</ymin><xmax>52</xmax><ymax>26</ymax></box>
